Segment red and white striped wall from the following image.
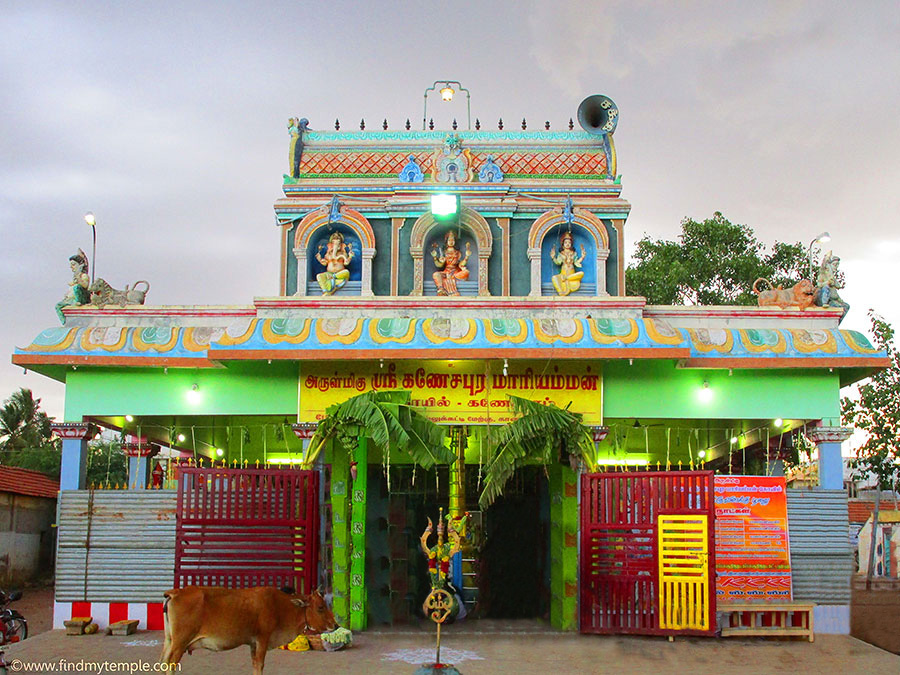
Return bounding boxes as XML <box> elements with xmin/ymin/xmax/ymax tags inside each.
<box><xmin>54</xmin><ymin>601</ymin><xmax>165</xmax><ymax>631</ymax></box>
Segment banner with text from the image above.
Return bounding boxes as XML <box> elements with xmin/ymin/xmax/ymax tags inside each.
<box><xmin>300</xmin><ymin>360</ymin><xmax>602</xmax><ymax>425</ymax></box>
<box><xmin>714</xmin><ymin>475</ymin><xmax>792</xmax><ymax>601</ymax></box>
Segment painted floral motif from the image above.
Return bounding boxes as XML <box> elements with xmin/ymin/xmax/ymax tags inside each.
<box><xmin>80</xmin><ymin>327</ymin><xmax>128</xmax><ymax>351</ymax></box>
<box><xmin>133</xmin><ymin>327</ymin><xmax>178</xmax><ymax>352</ymax></box>
<box><xmin>790</xmin><ymin>329</ymin><xmax>838</xmax><ymax>354</ymax></box>
<box><xmin>739</xmin><ymin>329</ymin><xmax>787</xmax><ymax>354</ymax></box>
<box><xmin>262</xmin><ymin>318</ymin><xmax>311</xmax><ymax>344</ymax></box>
<box><xmin>370</xmin><ymin>318</ymin><xmax>416</xmax><ymax>343</ymax></box>
<box><xmin>422</xmin><ymin>318</ymin><xmax>477</xmax><ymax>343</ymax></box>
<box><xmin>483</xmin><ymin>319</ymin><xmax>527</xmax><ymax>344</ymax></box>
<box><xmin>534</xmin><ymin>318</ymin><xmax>583</xmax><ymax>343</ymax></box>
<box><xmin>182</xmin><ymin>326</ymin><xmax>226</xmax><ymax>352</ymax></box>
<box><xmin>644</xmin><ymin>319</ymin><xmax>683</xmax><ymax>345</ymax></box>
<box><xmin>315</xmin><ymin>318</ymin><xmax>364</xmax><ymax>344</ymax></box>
<box><xmin>840</xmin><ymin>330</ymin><xmax>878</xmax><ymax>354</ymax></box>
<box><xmin>688</xmin><ymin>328</ymin><xmax>733</xmax><ymax>353</ymax></box>
<box><xmin>217</xmin><ymin>319</ymin><xmax>257</xmax><ymax>346</ymax></box>
<box><xmin>589</xmin><ymin>318</ymin><xmax>639</xmax><ymax>344</ymax></box>
<box><xmin>26</xmin><ymin>327</ymin><xmax>78</xmax><ymax>351</ymax></box>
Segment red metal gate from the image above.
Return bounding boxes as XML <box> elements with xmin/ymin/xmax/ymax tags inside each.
<box><xmin>580</xmin><ymin>471</ymin><xmax>716</xmax><ymax>636</ymax></box>
<box><xmin>175</xmin><ymin>466</ymin><xmax>319</xmax><ymax>594</ymax></box>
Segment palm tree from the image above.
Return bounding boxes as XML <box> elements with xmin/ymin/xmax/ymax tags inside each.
<box><xmin>478</xmin><ymin>395</ymin><xmax>595</xmax><ymax>509</ymax></box>
<box><xmin>301</xmin><ymin>390</ymin><xmax>454</xmax><ymax>469</ymax></box>
<box><xmin>0</xmin><ymin>388</ymin><xmax>54</xmax><ymax>456</ymax></box>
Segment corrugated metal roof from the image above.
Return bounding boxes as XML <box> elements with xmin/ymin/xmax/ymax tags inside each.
<box><xmin>56</xmin><ymin>490</ymin><xmax>177</xmax><ymax>602</ymax></box>
<box><xmin>0</xmin><ymin>465</ymin><xmax>59</xmax><ymax>499</ymax></box>
<box><xmin>787</xmin><ymin>489</ymin><xmax>851</xmax><ymax>604</ymax></box>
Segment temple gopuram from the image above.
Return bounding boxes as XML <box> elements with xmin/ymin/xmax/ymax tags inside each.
<box><xmin>13</xmin><ymin>92</ymin><xmax>888</xmax><ymax>639</ymax></box>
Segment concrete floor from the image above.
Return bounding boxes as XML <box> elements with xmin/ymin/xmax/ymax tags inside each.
<box><xmin>3</xmin><ymin>628</ymin><xmax>898</xmax><ymax>674</ymax></box>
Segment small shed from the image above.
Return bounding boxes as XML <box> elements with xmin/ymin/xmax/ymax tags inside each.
<box><xmin>0</xmin><ymin>466</ymin><xmax>59</xmax><ymax>584</ymax></box>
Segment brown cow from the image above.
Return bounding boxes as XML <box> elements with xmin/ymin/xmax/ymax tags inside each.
<box><xmin>160</xmin><ymin>586</ymin><xmax>337</xmax><ymax>674</ymax></box>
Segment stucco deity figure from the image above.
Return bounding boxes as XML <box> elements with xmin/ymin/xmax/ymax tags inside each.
<box><xmin>549</xmin><ymin>231</ymin><xmax>586</xmax><ymax>296</ymax></box>
<box><xmin>287</xmin><ymin>117</ymin><xmax>309</xmax><ymax>179</ymax></box>
<box><xmin>431</xmin><ymin>230</ymin><xmax>471</xmax><ymax>296</ymax></box>
<box><xmin>315</xmin><ymin>231</ymin><xmax>354</xmax><ymax>295</ymax></box>
<box><xmin>814</xmin><ymin>251</ymin><xmax>850</xmax><ymax>319</ymax></box>
<box><xmin>55</xmin><ymin>249</ymin><xmax>91</xmax><ymax>324</ymax></box>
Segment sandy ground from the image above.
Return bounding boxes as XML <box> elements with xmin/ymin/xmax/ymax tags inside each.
<box><xmin>3</xmin><ymin>628</ymin><xmax>898</xmax><ymax>674</ymax></box>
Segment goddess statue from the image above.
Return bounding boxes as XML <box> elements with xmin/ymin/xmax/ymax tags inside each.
<box><xmin>814</xmin><ymin>251</ymin><xmax>850</xmax><ymax>319</ymax></box>
<box><xmin>431</xmin><ymin>230</ymin><xmax>471</xmax><ymax>296</ymax></box>
<box><xmin>549</xmin><ymin>231</ymin><xmax>586</xmax><ymax>296</ymax></box>
<box><xmin>315</xmin><ymin>231</ymin><xmax>354</xmax><ymax>295</ymax></box>
<box><xmin>55</xmin><ymin>249</ymin><xmax>91</xmax><ymax>324</ymax></box>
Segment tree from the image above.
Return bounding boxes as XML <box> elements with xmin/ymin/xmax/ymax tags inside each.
<box><xmin>842</xmin><ymin>312</ymin><xmax>900</xmax><ymax>584</ymax></box>
<box><xmin>0</xmin><ymin>388</ymin><xmax>60</xmax><ymax>477</ymax></box>
<box><xmin>301</xmin><ymin>390</ymin><xmax>454</xmax><ymax>469</ymax></box>
<box><xmin>478</xmin><ymin>395</ymin><xmax>594</xmax><ymax>509</ymax></box>
<box><xmin>86</xmin><ymin>438</ymin><xmax>129</xmax><ymax>487</ymax></box>
<box><xmin>625</xmin><ymin>212</ymin><xmax>812</xmax><ymax>305</ymax></box>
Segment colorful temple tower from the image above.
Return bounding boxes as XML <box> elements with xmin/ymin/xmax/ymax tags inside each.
<box><xmin>13</xmin><ymin>93</ymin><xmax>888</xmax><ymax>636</ymax></box>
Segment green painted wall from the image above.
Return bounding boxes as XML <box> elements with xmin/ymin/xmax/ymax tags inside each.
<box><xmin>370</xmin><ymin>218</ymin><xmax>392</xmax><ymax>296</ymax></box>
<box><xmin>63</xmin><ymin>363</ymin><xmax>299</xmax><ymax>421</ymax></box>
<box><xmin>603</xmin><ymin>361</ymin><xmax>841</xmax><ymax>423</ymax></box>
<box><xmin>549</xmin><ymin>463</ymin><xmax>578</xmax><ymax>630</ymax></box>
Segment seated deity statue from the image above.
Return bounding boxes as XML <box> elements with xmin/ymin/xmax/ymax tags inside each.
<box><xmin>814</xmin><ymin>251</ymin><xmax>850</xmax><ymax>319</ymax></box>
<box><xmin>431</xmin><ymin>230</ymin><xmax>471</xmax><ymax>296</ymax></box>
<box><xmin>315</xmin><ymin>231</ymin><xmax>354</xmax><ymax>295</ymax></box>
<box><xmin>55</xmin><ymin>249</ymin><xmax>91</xmax><ymax>324</ymax></box>
<box><xmin>549</xmin><ymin>231</ymin><xmax>586</xmax><ymax>296</ymax></box>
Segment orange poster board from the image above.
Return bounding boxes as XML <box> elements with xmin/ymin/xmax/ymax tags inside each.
<box><xmin>714</xmin><ymin>475</ymin><xmax>792</xmax><ymax>601</ymax></box>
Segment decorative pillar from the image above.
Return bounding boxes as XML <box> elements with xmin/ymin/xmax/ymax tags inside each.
<box><xmin>498</xmin><ymin>218</ymin><xmax>510</xmax><ymax>296</ymax></box>
<box><xmin>549</xmin><ymin>463</ymin><xmax>579</xmax><ymax>630</ymax></box>
<box><xmin>410</xmin><ymin>245</ymin><xmax>424</xmax><ymax>296</ymax></box>
<box><xmin>611</xmin><ymin>219</ymin><xmax>626</xmax><ymax>295</ymax></box>
<box><xmin>595</xmin><ymin>249</ymin><xmax>610</xmax><ymax>296</ymax></box>
<box><xmin>361</xmin><ymin>248</ymin><xmax>376</xmax><ymax>296</ymax></box>
<box><xmin>122</xmin><ymin>439</ymin><xmax>159</xmax><ymax>489</ymax></box>
<box><xmin>448</xmin><ymin>428</ymin><xmax>467</xmax><ymax>592</ymax></box>
<box><xmin>390</xmin><ymin>218</ymin><xmax>404</xmax><ymax>296</ymax></box>
<box><xmin>349</xmin><ymin>435</ymin><xmax>368</xmax><ymax>631</ymax></box>
<box><xmin>527</xmin><ymin>247</ymin><xmax>542</xmax><ymax>296</ymax></box>
<box><xmin>806</xmin><ymin>425</ymin><xmax>853</xmax><ymax>490</ymax></box>
<box><xmin>330</xmin><ymin>443</ymin><xmax>350</xmax><ymax>626</ymax></box>
<box><xmin>293</xmin><ymin>247</ymin><xmax>308</xmax><ymax>296</ymax></box>
<box><xmin>52</xmin><ymin>423</ymin><xmax>93</xmax><ymax>491</ymax></box>
<box><xmin>477</xmin><ymin>253</ymin><xmax>490</xmax><ymax>296</ymax></box>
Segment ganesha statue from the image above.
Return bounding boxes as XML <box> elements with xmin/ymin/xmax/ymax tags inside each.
<box><xmin>315</xmin><ymin>231</ymin><xmax>354</xmax><ymax>295</ymax></box>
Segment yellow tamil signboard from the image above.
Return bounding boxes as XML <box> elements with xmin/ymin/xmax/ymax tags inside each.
<box><xmin>300</xmin><ymin>360</ymin><xmax>602</xmax><ymax>425</ymax></box>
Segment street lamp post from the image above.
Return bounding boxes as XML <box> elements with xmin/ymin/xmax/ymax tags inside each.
<box><xmin>807</xmin><ymin>231</ymin><xmax>831</xmax><ymax>282</ymax></box>
<box><xmin>84</xmin><ymin>212</ymin><xmax>97</xmax><ymax>284</ymax></box>
<box><xmin>423</xmin><ymin>80</ymin><xmax>471</xmax><ymax>130</ymax></box>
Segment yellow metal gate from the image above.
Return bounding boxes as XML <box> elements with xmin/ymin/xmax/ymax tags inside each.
<box><xmin>657</xmin><ymin>514</ymin><xmax>710</xmax><ymax>630</ymax></box>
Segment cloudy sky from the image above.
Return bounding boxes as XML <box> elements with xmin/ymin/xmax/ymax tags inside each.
<box><xmin>2</xmin><ymin>1</ymin><xmax>899</xmax><ymax>420</ymax></box>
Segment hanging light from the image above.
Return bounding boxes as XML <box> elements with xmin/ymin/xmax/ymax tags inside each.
<box><xmin>177</xmin><ymin>433</ymin><xmax>186</xmax><ymax>443</ymax></box>
<box><xmin>698</xmin><ymin>380</ymin><xmax>713</xmax><ymax>403</ymax></box>
<box><xmin>215</xmin><ymin>448</ymin><xmax>224</xmax><ymax>457</ymax></box>
<box><xmin>125</xmin><ymin>415</ymin><xmax>134</xmax><ymax>423</ymax></box>
<box><xmin>440</xmin><ymin>84</ymin><xmax>455</xmax><ymax>101</ymax></box>
<box><xmin>186</xmin><ymin>383</ymin><xmax>201</xmax><ymax>404</ymax></box>
<box><xmin>774</xmin><ymin>418</ymin><xmax>784</xmax><ymax>427</ymax></box>
<box><xmin>698</xmin><ymin>450</ymin><xmax>707</xmax><ymax>459</ymax></box>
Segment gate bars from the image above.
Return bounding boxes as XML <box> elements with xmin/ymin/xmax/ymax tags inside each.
<box><xmin>580</xmin><ymin>471</ymin><xmax>716</xmax><ymax>636</ymax></box>
<box><xmin>175</xmin><ymin>466</ymin><xmax>320</xmax><ymax>595</ymax></box>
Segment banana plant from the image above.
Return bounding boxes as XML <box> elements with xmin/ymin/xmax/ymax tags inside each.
<box><xmin>478</xmin><ymin>395</ymin><xmax>595</xmax><ymax>509</ymax></box>
<box><xmin>301</xmin><ymin>390</ymin><xmax>454</xmax><ymax>469</ymax></box>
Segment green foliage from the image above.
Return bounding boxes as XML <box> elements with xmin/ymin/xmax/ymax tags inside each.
<box><xmin>625</xmin><ymin>212</ymin><xmax>811</xmax><ymax>305</ymax></box>
<box><xmin>842</xmin><ymin>312</ymin><xmax>900</xmax><ymax>492</ymax></box>
<box><xmin>305</xmin><ymin>390</ymin><xmax>453</xmax><ymax>469</ymax></box>
<box><xmin>86</xmin><ymin>439</ymin><xmax>129</xmax><ymax>487</ymax></box>
<box><xmin>0</xmin><ymin>388</ymin><xmax>60</xmax><ymax>477</ymax></box>
<box><xmin>478</xmin><ymin>395</ymin><xmax>593</xmax><ymax>509</ymax></box>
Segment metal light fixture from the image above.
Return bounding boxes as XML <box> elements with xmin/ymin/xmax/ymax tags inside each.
<box><xmin>84</xmin><ymin>212</ymin><xmax>97</xmax><ymax>284</ymax></box>
<box><xmin>430</xmin><ymin>193</ymin><xmax>458</xmax><ymax>216</ymax></box>
<box><xmin>807</xmin><ymin>231</ymin><xmax>831</xmax><ymax>281</ymax></box>
<box><xmin>423</xmin><ymin>80</ymin><xmax>472</xmax><ymax>130</ymax></box>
